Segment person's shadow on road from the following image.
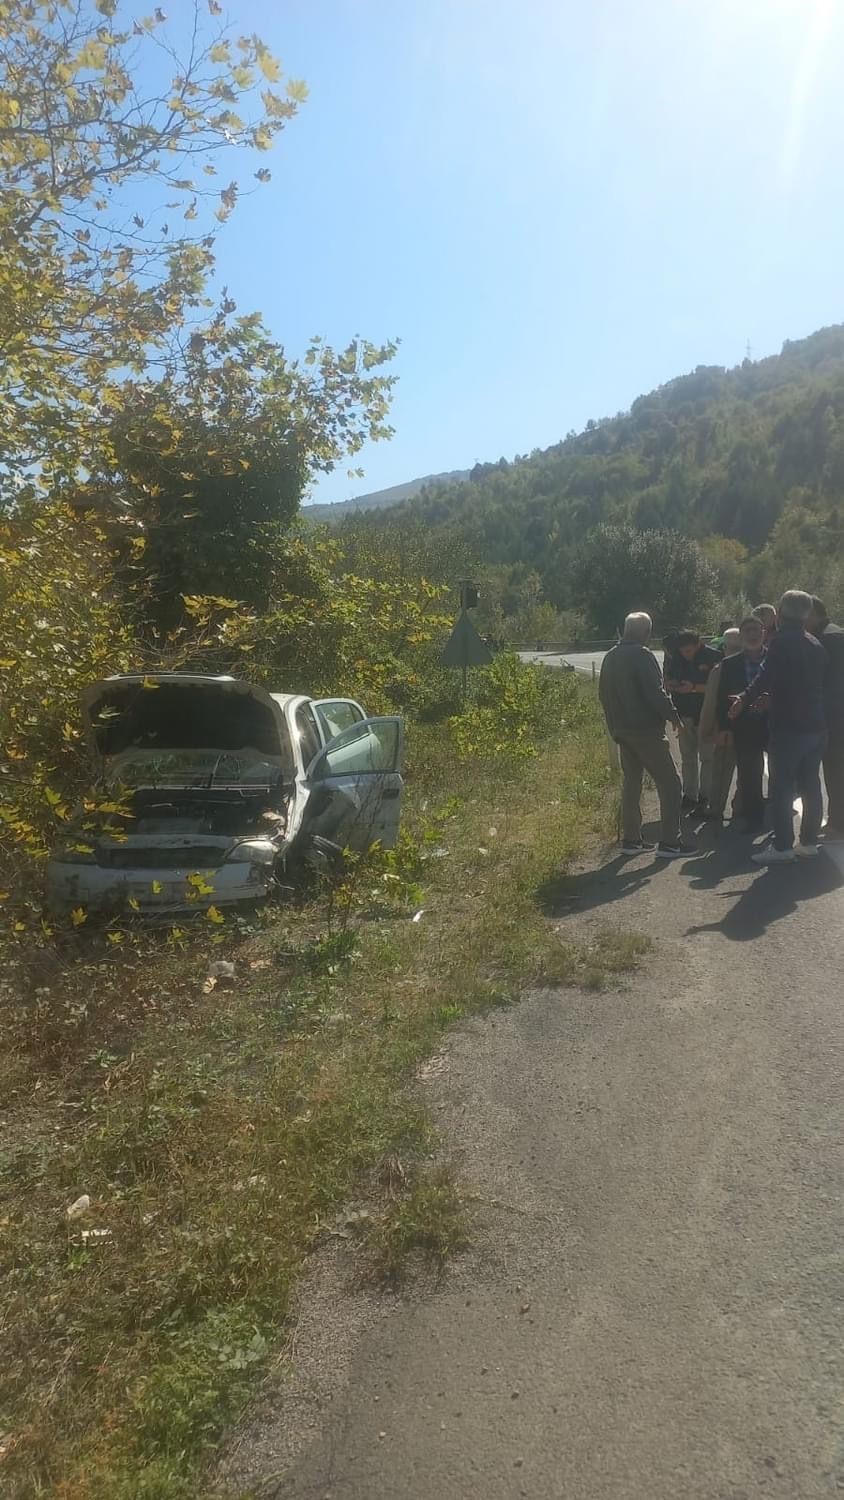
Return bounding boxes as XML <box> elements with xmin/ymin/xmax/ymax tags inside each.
<box><xmin>536</xmin><ymin>847</ymin><xmax>674</xmax><ymax>919</ymax></box>
<box><xmin>684</xmin><ymin>850</ymin><xmax>843</xmax><ymax>941</ymax></box>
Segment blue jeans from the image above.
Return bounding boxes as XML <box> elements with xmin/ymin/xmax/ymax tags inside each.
<box><xmin>768</xmin><ymin>729</ymin><xmax>826</xmax><ymax>850</ymax></box>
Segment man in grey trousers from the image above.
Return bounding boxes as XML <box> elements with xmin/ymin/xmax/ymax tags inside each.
<box><xmin>599</xmin><ymin>612</ymin><xmax>687</xmax><ymax>858</ymax></box>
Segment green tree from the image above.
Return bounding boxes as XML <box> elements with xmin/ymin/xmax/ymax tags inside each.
<box><xmin>571</xmin><ymin>525</ymin><xmax>717</xmax><ymax>635</ymax></box>
<box><xmin>0</xmin><ymin>0</ymin><xmax>301</xmax><ymax>499</ymax></box>
<box><xmin>749</xmin><ymin>499</ymin><xmax>844</xmax><ymax>619</ymax></box>
<box><xmin>0</xmin><ymin>504</ymin><xmax>135</xmax><ymax>888</ymax></box>
<box><xmin>98</xmin><ymin>319</ymin><xmax>396</xmax><ymax>630</ymax></box>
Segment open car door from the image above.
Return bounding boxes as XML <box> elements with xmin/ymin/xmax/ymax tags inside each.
<box><xmin>303</xmin><ymin>716</ymin><xmax>404</xmax><ymax>850</ymax></box>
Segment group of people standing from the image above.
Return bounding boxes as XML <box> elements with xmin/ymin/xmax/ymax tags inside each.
<box><xmin>598</xmin><ymin>590</ymin><xmax>844</xmax><ymax>864</ymax></box>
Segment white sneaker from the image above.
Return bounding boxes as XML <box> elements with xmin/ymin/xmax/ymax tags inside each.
<box><xmin>794</xmin><ymin>842</ymin><xmax>819</xmax><ymax>859</ymax></box>
<box><xmin>752</xmin><ymin>847</ymin><xmax>796</xmax><ymax>865</ymax></box>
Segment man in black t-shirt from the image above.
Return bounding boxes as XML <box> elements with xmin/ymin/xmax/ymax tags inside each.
<box><xmin>665</xmin><ymin>629</ymin><xmax>722</xmax><ymax>810</ymax></box>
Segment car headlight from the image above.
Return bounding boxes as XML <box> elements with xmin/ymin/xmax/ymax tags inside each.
<box><xmin>225</xmin><ymin>841</ymin><xmax>276</xmax><ymax>864</ymax></box>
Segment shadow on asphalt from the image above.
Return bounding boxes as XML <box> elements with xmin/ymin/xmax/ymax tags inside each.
<box><xmin>536</xmin><ymin>818</ymin><xmax>843</xmax><ymax>938</ymax></box>
<box><xmin>684</xmin><ymin>842</ymin><xmax>843</xmax><ymax>941</ymax></box>
<box><xmin>536</xmin><ymin>843</ymin><xmax>675</xmax><ymax>918</ymax></box>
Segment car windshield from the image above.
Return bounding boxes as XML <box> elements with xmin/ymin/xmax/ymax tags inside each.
<box><xmin>114</xmin><ymin>749</ymin><xmax>290</xmax><ymax>788</ymax></box>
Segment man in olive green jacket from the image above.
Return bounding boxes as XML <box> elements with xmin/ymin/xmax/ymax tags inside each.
<box><xmin>599</xmin><ymin>613</ymin><xmax>685</xmax><ymax>857</ymax></box>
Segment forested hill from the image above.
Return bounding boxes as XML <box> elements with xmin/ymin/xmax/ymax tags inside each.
<box><xmin>306</xmin><ymin>467</ymin><xmax>469</xmax><ymax>522</ymax></box>
<box><xmin>364</xmin><ymin>325</ymin><xmax>844</xmax><ymax>614</ymax></box>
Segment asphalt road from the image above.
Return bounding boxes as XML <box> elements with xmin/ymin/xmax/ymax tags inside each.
<box><xmin>222</xmin><ymin>817</ymin><xmax>844</xmax><ymax>1500</ymax></box>
<box><xmin>519</xmin><ymin>648</ymin><xmax>661</xmax><ymax>677</ymax></box>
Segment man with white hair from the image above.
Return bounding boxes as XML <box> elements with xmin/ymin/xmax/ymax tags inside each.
<box><xmin>599</xmin><ymin>612</ymin><xmax>687</xmax><ymax>857</ymax></box>
<box><xmin>729</xmin><ymin>589</ymin><xmax>827</xmax><ymax>864</ymax></box>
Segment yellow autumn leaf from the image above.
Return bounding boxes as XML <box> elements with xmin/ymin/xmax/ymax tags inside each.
<box><xmin>128</xmin><ymin>897</ymin><xmax>140</xmax><ymax>912</ymax></box>
<box><xmin>141</xmin><ymin>676</ymin><xmax>160</xmax><ymax>690</ymax></box>
<box><xmin>206</xmin><ymin>905</ymin><xmax>225</xmax><ymax>924</ymax></box>
<box><xmin>151</xmin><ymin>880</ymin><xmax>163</xmax><ymax>894</ymax></box>
<box><xmin>70</xmin><ymin>907</ymin><xmax>87</xmax><ymax>927</ymax></box>
<box><xmin>74</xmin><ymin>40</ymin><xmax>108</xmax><ymax>71</ymax></box>
<box><xmin>257</xmin><ymin>49</ymin><xmax>281</xmax><ymax>82</ymax></box>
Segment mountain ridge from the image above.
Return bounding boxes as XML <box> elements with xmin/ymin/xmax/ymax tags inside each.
<box><xmin>305</xmin><ymin>468</ymin><xmax>470</xmax><ymax>523</ymax></box>
<box><xmin>333</xmin><ymin>323</ymin><xmax>844</xmax><ymax>619</ymax></box>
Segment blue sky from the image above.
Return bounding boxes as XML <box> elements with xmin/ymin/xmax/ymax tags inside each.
<box><xmin>211</xmin><ymin>0</ymin><xmax>844</xmax><ymax>505</ymax></box>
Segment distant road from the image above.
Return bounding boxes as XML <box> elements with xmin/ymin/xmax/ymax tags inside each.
<box><xmin>519</xmin><ymin>648</ymin><xmax>662</xmax><ymax>676</ymax></box>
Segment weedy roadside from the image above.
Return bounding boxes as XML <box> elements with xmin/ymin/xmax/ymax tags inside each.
<box><xmin>0</xmin><ymin>688</ymin><xmax>651</xmax><ymax>1499</ymax></box>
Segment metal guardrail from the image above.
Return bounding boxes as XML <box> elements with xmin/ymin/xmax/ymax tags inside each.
<box><xmin>509</xmin><ymin>641</ymin><xmax>616</xmax><ymax>652</ymax></box>
<box><xmin>510</xmin><ymin>640</ymin><xmax>671</xmax><ymax>652</ymax></box>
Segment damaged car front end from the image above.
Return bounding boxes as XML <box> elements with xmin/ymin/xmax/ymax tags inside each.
<box><xmin>47</xmin><ymin>674</ymin><xmax>405</xmax><ymax>917</ymax></box>
<box><xmin>47</xmin><ymin>676</ymin><xmax>300</xmax><ymax>917</ymax></box>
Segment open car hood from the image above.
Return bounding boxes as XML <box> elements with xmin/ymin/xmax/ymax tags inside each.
<box><xmin>81</xmin><ymin>675</ymin><xmax>293</xmax><ymax>777</ymax></box>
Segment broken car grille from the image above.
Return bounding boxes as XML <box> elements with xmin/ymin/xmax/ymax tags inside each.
<box><xmin>96</xmin><ymin>846</ymin><xmax>230</xmax><ymax>870</ymax></box>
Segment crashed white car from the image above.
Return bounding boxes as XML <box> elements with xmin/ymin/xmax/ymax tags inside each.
<box><xmin>46</xmin><ymin>674</ymin><xmax>404</xmax><ymax>916</ymax></box>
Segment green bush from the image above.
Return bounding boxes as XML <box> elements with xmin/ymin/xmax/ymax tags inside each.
<box><xmin>449</xmin><ymin>652</ymin><xmax>581</xmax><ymax>766</ymax></box>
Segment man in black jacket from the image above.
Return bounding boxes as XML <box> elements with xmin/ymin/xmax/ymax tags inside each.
<box><xmin>729</xmin><ymin>590</ymin><xmax>827</xmax><ymax>864</ymax></box>
<box><xmin>665</xmin><ymin>629</ymin><xmax>721</xmax><ymax>811</ymax></box>
<box><xmin>808</xmin><ymin>596</ymin><xmax>844</xmax><ymax>838</ymax></box>
<box><xmin>717</xmin><ymin>616</ymin><xmax>768</xmax><ymax>830</ymax></box>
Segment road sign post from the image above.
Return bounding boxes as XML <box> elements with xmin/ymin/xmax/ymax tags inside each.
<box><xmin>440</xmin><ymin>580</ymin><xmax>491</xmax><ymax>700</ymax></box>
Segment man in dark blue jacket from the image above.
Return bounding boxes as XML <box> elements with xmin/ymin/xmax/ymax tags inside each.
<box><xmin>729</xmin><ymin>590</ymin><xmax>827</xmax><ymax>864</ymax></box>
<box><xmin>808</xmin><ymin>596</ymin><xmax>844</xmax><ymax>839</ymax></box>
<box><xmin>717</xmin><ymin>616</ymin><xmax>768</xmax><ymax>830</ymax></box>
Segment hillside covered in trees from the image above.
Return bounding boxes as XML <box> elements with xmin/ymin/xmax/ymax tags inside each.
<box><xmin>346</xmin><ymin>326</ymin><xmax>844</xmax><ymax>634</ymax></box>
<box><xmin>306</xmin><ymin>467</ymin><xmax>469</xmax><ymax>522</ymax></box>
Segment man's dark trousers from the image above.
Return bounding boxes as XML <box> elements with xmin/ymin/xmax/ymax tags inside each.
<box><xmin>734</xmin><ymin>743</ymin><xmax>765</xmax><ymax>827</ymax></box>
<box><xmin>768</xmin><ymin>729</ymin><xmax>826</xmax><ymax>850</ymax></box>
<box><xmin>824</xmin><ymin>731</ymin><xmax>844</xmax><ymax>832</ymax></box>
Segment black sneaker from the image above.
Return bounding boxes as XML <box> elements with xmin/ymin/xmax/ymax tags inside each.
<box><xmin>656</xmin><ymin>842</ymin><xmax>693</xmax><ymax>859</ymax></box>
<box><xmin>622</xmin><ymin>839</ymin><xmax>656</xmax><ymax>852</ymax></box>
<box><xmin>695</xmin><ymin>797</ymin><xmax>709</xmax><ymax>812</ymax></box>
<box><xmin>681</xmin><ymin>796</ymin><xmax>697</xmax><ymax>811</ymax></box>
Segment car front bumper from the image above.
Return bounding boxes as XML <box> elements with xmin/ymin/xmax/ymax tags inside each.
<box><xmin>46</xmin><ymin>857</ymin><xmax>278</xmax><ymax>916</ymax></box>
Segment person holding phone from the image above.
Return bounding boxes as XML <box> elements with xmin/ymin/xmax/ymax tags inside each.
<box><xmin>665</xmin><ymin>629</ymin><xmax>721</xmax><ymax>812</ymax></box>
<box><xmin>717</xmin><ymin>617</ymin><xmax>768</xmax><ymax>831</ymax></box>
